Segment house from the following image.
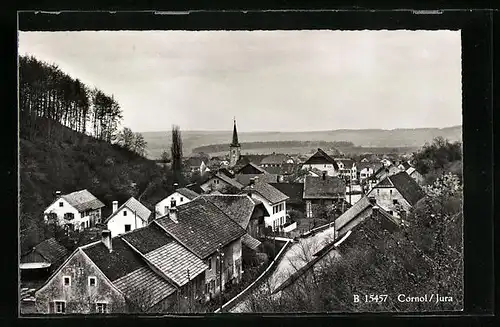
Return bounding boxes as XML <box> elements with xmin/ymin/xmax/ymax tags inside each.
<box><xmin>241</xmin><ymin>178</ymin><xmax>290</xmax><ymax>232</ymax></box>
<box><xmin>185</xmin><ymin>183</ymin><xmax>205</xmax><ymax>195</ymax></box>
<box><xmin>236</xmin><ymin>162</ymin><xmax>267</xmax><ymax>175</ymax></box>
<box><xmin>155</xmin><ymin>187</ymin><xmax>200</xmax><ymax>216</ymax></box>
<box><xmin>406</xmin><ymin>167</ymin><xmax>425</xmax><ymax>185</ymax></box>
<box><xmin>235</xmin><ymin>173</ymin><xmax>281</xmax><ymax>186</ymax></box>
<box><xmin>357</xmin><ymin>161</ymin><xmax>384</xmax><ymax>183</ymax></box>
<box><xmin>184</xmin><ymin>156</ymin><xmax>210</xmax><ymax>174</ymax></box>
<box><xmin>366</xmin><ymin>171</ymin><xmax>426</xmax><ymax>220</ymax></box>
<box><xmin>105</xmin><ymin>197</ymin><xmax>152</xmax><ymax>237</ymax></box>
<box><xmin>398</xmin><ymin>161</ymin><xmax>412</xmax><ymax>171</ymax></box>
<box><xmin>43</xmin><ymin>189</ymin><xmax>105</xmax><ymax>232</ymax></box>
<box><xmin>345</xmin><ymin>183</ymin><xmax>364</xmax><ymax>205</ymax></box>
<box><xmin>303</xmin><ymin>173</ymin><xmax>346</xmax><ymax>218</ymax></box>
<box><xmin>334</xmin><ymin>158</ymin><xmax>357</xmax><ymax>181</ymax></box>
<box><xmin>155</xmin><ymin>197</ymin><xmax>247</xmax><ymax>298</ymax></box>
<box><xmin>301</xmin><ymin>148</ymin><xmax>339</xmax><ymax>177</ymax></box>
<box><xmin>262</xmin><ymin>162</ymin><xmax>298</xmax><ymax>182</ymax></box>
<box><xmin>365</xmin><ymin>164</ymin><xmax>401</xmax><ymax>192</ymax></box>
<box><xmin>35</xmin><ymin>231</ymin><xmax>179</xmax><ymax>314</ymax></box>
<box><xmin>201</xmin><ymin>194</ymin><xmax>269</xmax><ymax>244</ymax></box>
<box><xmin>200</xmin><ymin>171</ymin><xmax>245</xmax><ymax>194</ymax></box>
<box><xmin>380</xmin><ymin>158</ymin><xmax>392</xmax><ymax>167</ymax></box>
<box><xmin>20</xmin><ymin>238</ymin><xmax>70</xmax><ymax>282</ymax></box>
<box><xmin>259</xmin><ymin>153</ymin><xmax>294</xmax><ymax>168</ymax></box>
<box><xmin>269</xmin><ymin>182</ymin><xmax>305</xmax><ymax>213</ymax></box>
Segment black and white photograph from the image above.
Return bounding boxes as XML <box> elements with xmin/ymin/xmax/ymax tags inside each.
<box><xmin>18</xmin><ymin>20</ymin><xmax>464</xmax><ymax>315</ymax></box>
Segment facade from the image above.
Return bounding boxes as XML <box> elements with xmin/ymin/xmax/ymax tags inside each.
<box><xmin>105</xmin><ymin>197</ymin><xmax>151</xmax><ymax>237</ymax></box>
<box><xmin>43</xmin><ymin>190</ymin><xmax>105</xmax><ymax>232</ymax></box>
<box><xmin>301</xmin><ymin>148</ymin><xmax>340</xmax><ymax>177</ymax></box>
<box><xmin>366</xmin><ymin>171</ymin><xmax>426</xmax><ymax>220</ymax></box>
<box><xmin>303</xmin><ymin>174</ymin><xmax>346</xmax><ymax>218</ymax></box>
<box><xmin>155</xmin><ymin>188</ymin><xmax>200</xmax><ymax>216</ymax></box>
<box><xmin>229</xmin><ymin>119</ymin><xmax>241</xmax><ymax>168</ymax></box>
<box><xmin>259</xmin><ymin>153</ymin><xmax>294</xmax><ymax>168</ymax></box>
<box><xmin>335</xmin><ymin>158</ymin><xmax>357</xmax><ymax>180</ymax></box>
<box><xmin>200</xmin><ymin>172</ymin><xmax>245</xmax><ymax>193</ymax></box>
<box><xmin>241</xmin><ymin>179</ymin><xmax>289</xmax><ymax>232</ymax></box>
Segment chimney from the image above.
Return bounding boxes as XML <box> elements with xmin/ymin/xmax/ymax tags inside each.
<box><xmin>112</xmin><ymin>201</ymin><xmax>118</xmax><ymax>213</ymax></box>
<box><xmin>55</xmin><ymin>191</ymin><xmax>62</xmax><ymax>198</ymax></box>
<box><xmin>101</xmin><ymin>230</ymin><xmax>112</xmax><ymax>252</ymax></box>
<box><xmin>173</xmin><ymin>183</ymin><xmax>179</xmax><ymax>190</ymax></box>
<box><xmin>368</xmin><ymin>196</ymin><xmax>376</xmax><ymax>205</ymax></box>
<box><xmin>322</xmin><ymin>171</ymin><xmax>326</xmax><ymax>180</ymax></box>
<box><xmin>169</xmin><ymin>206</ymin><xmax>178</xmax><ymax>223</ymax></box>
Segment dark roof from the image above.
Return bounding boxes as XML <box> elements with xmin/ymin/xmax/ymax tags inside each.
<box><xmin>218</xmin><ymin>167</ymin><xmax>235</xmax><ymax>178</ymax></box>
<box><xmin>302</xmin><ymin>149</ymin><xmax>339</xmax><ymax>169</ymax></box>
<box><xmin>236</xmin><ymin>173</ymin><xmax>280</xmax><ymax>186</ymax></box>
<box><xmin>105</xmin><ymin>197</ymin><xmax>151</xmax><ymax>224</ymax></box>
<box><xmin>185</xmin><ymin>157</ymin><xmax>208</xmax><ymax>168</ymax></box>
<box><xmin>335</xmin><ymin>158</ymin><xmax>354</xmax><ymax>167</ymax></box>
<box><xmin>241</xmin><ymin>234</ymin><xmax>261</xmax><ymax>250</ymax></box>
<box><xmin>186</xmin><ymin>183</ymin><xmax>204</xmax><ymax>194</ymax></box>
<box><xmin>24</xmin><ymin>238</ymin><xmax>69</xmax><ymax>264</ymax></box>
<box><xmin>121</xmin><ymin>224</ymin><xmax>174</xmax><ymax>254</ymax></box>
<box><xmin>235</xmin><ymin>154</ymin><xmax>267</xmax><ymax>168</ymax></box>
<box><xmin>303</xmin><ymin>176</ymin><xmax>346</xmax><ymax>199</ymax></box>
<box><xmin>61</xmin><ymin>189</ymin><xmax>105</xmax><ymax>212</ymax></box>
<box><xmin>213</xmin><ymin>172</ymin><xmax>245</xmax><ymax>189</ymax></box>
<box><xmin>335</xmin><ymin>196</ymin><xmax>372</xmax><ymax>231</ymax></box>
<box><xmin>357</xmin><ymin>161</ymin><xmax>383</xmax><ymax>172</ymax></box>
<box><xmin>155</xmin><ymin>197</ymin><xmax>247</xmax><ymax>259</ymax></box>
<box><xmin>386</xmin><ymin>172</ymin><xmax>426</xmax><ymax>206</ymax></box>
<box><xmin>201</xmin><ymin>194</ymin><xmax>256</xmax><ymax>229</ymax></box>
<box><xmin>176</xmin><ymin>187</ymin><xmax>200</xmax><ymax>200</ymax></box>
<box><xmin>82</xmin><ymin>238</ymin><xmax>146</xmax><ymax>282</ymax></box>
<box><xmin>236</xmin><ymin>162</ymin><xmax>267</xmax><ymax>175</ymax></box>
<box><xmin>400</xmin><ymin>161</ymin><xmax>412</xmax><ymax>170</ymax></box>
<box><xmin>260</xmin><ymin>153</ymin><xmax>292</xmax><ymax>165</ymax></box>
<box><xmin>269</xmin><ymin>183</ymin><xmax>304</xmax><ymax>204</ymax></box>
<box><xmin>242</xmin><ymin>181</ymin><xmax>289</xmax><ymax>205</ymax></box>
<box><xmin>231</xmin><ymin>119</ymin><xmax>240</xmax><ymax>147</ymax></box>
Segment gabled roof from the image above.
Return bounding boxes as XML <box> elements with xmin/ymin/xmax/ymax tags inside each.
<box><xmin>383</xmin><ymin>172</ymin><xmax>426</xmax><ymax>206</ymax></box>
<box><xmin>20</xmin><ymin>238</ymin><xmax>69</xmax><ymax>265</ymax></box>
<box><xmin>155</xmin><ymin>197</ymin><xmax>247</xmax><ymax>259</ymax></box>
<box><xmin>175</xmin><ymin>187</ymin><xmax>200</xmax><ymax>200</ymax></box>
<box><xmin>235</xmin><ymin>173</ymin><xmax>280</xmax><ymax>186</ymax></box>
<box><xmin>201</xmin><ymin>194</ymin><xmax>256</xmax><ymax>229</ymax></box>
<box><xmin>186</xmin><ymin>183</ymin><xmax>204</xmax><ymax>194</ymax></box>
<box><xmin>121</xmin><ymin>223</ymin><xmax>173</xmax><ymax>254</ymax></box>
<box><xmin>303</xmin><ymin>176</ymin><xmax>346</xmax><ymax>199</ymax></box>
<box><xmin>105</xmin><ymin>197</ymin><xmax>151</xmax><ymax>224</ymax></box>
<box><xmin>400</xmin><ymin>161</ymin><xmax>412</xmax><ymax>170</ymax></box>
<box><xmin>241</xmin><ymin>181</ymin><xmax>289</xmax><ymax>205</ymax></box>
<box><xmin>335</xmin><ymin>196</ymin><xmax>372</xmax><ymax>231</ymax></box>
<box><xmin>302</xmin><ymin>149</ymin><xmax>339</xmax><ymax>169</ymax></box>
<box><xmin>260</xmin><ymin>153</ymin><xmax>292</xmax><ymax>165</ymax></box>
<box><xmin>357</xmin><ymin>161</ymin><xmax>383</xmax><ymax>172</ymax></box>
<box><xmin>241</xmin><ymin>234</ymin><xmax>261</xmax><ymax>250</ymax></box>
<box><xmin>334</xmin><ymin>158</ymin><xmax>355</xmax><ymax>167</ymax></box>
<box><xmin>212</xmin><ymin>172</ymin><xmax>245</xmax><ymax>189</ymax></box>
<box><xmin>236</xmin><ymin>162</ymin><xmax>267</xmax><ymax>175</ymax></box>
<box><xmin>60</xmin><ymin>189</ymin><xmax>105</xmax><ymax>212</ymax></box>
<box><xmin>269</xmin><ymin>183</ymin><xmax>304</xmax><ymax>204</ymax></box>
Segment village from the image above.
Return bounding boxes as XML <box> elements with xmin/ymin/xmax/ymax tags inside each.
<box><xmin>20</xmin><ymin>119</ymin><xmax>431</xmax><ymax>314</ymax></box>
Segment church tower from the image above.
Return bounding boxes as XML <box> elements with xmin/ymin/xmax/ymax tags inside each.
<box><xmin>229</xmin><ymin>118</ymin><xmax>241</xmax><ymax>167</ymax></box>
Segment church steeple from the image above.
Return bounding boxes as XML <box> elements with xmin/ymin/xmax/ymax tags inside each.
<box><xmin>229</xmin><ymin>117</ymin><xmax>241</xmax><ymax>167</ymax></box>
<box><xmin>231</xmin><ymin>117</ymin><xmax>240</xmax><ymax>147</ymax></box>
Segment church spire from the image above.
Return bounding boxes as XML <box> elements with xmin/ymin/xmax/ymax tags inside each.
<box><xmin>231</xmin><ymin>117</ymin><xmax>240</xmax><ymax>147</ymax></box>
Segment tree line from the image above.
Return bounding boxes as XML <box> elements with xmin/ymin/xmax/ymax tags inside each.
<box><xmin>192</xmin><ymin>141</ymin><xmax>355</xmax><ymax>154</ymax></box>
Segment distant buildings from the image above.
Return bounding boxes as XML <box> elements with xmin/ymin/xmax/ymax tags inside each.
<box><xmin>301</xmin><ymin>148</ymin><xmax>340</xmax><ymax>177</ymax></box>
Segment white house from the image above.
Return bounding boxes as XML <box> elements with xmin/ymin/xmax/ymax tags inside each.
<box><xmin>155</xmin><ymin>187</ymin><xmax>200</xmax><ymax>217</ymax></box>
<box><xmin>241</xmin><ymin>178</ymin><xmax>289</xmax><ymax>232</ymax></box>
<box><xmin>43</xmin><ymin>189</ymin><xmax>105</xmax><ymax>232</ymax></box>
<box><xmin>335</xmin><ymin>158</ymin><xmax>357</xmax><ymax>180</ymax></box>
<box><xmin>301</xmin><ymin>148</ymin><xmax>339</xmax><ymax>177</ymax></box>
<box><xmin>200</xmin><ymin>172</ymin><xmax>245</xmax><ymax>193</ymax></box>
<box><xmin>105</xmin><ymin>197</ymin><xmax>151</xmax><ymax>237</ymax></box>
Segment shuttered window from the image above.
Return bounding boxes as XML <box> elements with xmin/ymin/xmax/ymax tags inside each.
<box><xmin>54</xmin><ymin>301</ymin><xmax>65</xmax><ymax>313</ymax></box>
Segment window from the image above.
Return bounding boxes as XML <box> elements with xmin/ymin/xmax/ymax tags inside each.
<box><xmin>54</xmin><ymin>301</ymin><xmax>66</xmax><ymax>313</ymax></box>
<box><xmin>88</xmin><ymin>276</ymin><xmax>97</xmax><ymax>287</ymax></box>
<box><xmin>180</xmin><ymin>197</ymin><xmax>184</xmax><ymax>202</ymax></box>
<box><xmin>124</xmin><ymin>224</ymin><xmax>131</xmax><ymax>232</ymax></box>
<box><xmin>389</xmin><ymin>210</ymin><xmax>394</xmax><ymax>215</ymax></box>
<box><xmin>214</xmin><ymin>179</ymin><xmax>219</xmax><ymax>185</ymax></box>
<box><xmin>96</xmin><ymin>302</ymin><xmax>108</xmax><ymax>313</ymax></box>
<box><xmin>123</xmin><ymin>210</ymin><xmax>127</xmax><ymax>216</ymax></box>
<box><xmin>393</xmin><ymin>199</ymin><xmax>398</xmax><ymax>204</ymax></box>
<box><xmin>63</xmin><ymin>212</ymin><xmax>74</xmax><ymax>221</ymax></box>
<box><xmin>164</xmin><ymin>206</ymin><xmax>168</xmax><ymax>214</ymax></box>
<box><xmin>207</xmin><ymin>258</ymin><xmax>212</xmax><ymax>270</ymax></box>
<box><xmin>377</xmin><ymin>189</ymin><xmax>380</xmax><ymax>195</ymax></box>
<box><xmin>63</xmin><ymin>276</ymin><xmax>71</xmax><ymax>286</ymax></box>
<box><xmin>59</xmin><ymin>202</ymin><xmax>64</xmax><ymax>207</ymax></box>
<box><xmin>389</xmin><ymin>189</ymin><xmax>393</xmax><ymax>195</ymax></box>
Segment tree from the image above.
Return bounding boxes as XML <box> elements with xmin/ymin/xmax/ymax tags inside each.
<box><xmin>159</xmin><ymin>149</ymin><xmax>171</xmax><ymax>163</ymax></box>
<box><xmin>116</xmin><ymin>127</ymin><xmax>135</xmax><ymax>151</ymax></box>
<box><xmin>171</xmin><ymin>125</ymin><xmax>183</xmax><ymax>184</ymax></box>
<box><xmin>412</xmin><ymin>137</ymin><xmax>462</xmax><ymax>179</ymax></box>
<box><xmin>132</xmin><ymin>132</ymin><xmax>147</xmax><ymax>157</ymax></box>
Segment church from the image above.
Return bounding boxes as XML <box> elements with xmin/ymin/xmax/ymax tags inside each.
<box><xmin>229</xmin><ymin>118</ymin><xmax>241</xmax><ymax>167</ymax></box>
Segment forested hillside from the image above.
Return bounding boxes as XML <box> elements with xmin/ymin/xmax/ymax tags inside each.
<box><xmin>19</xmin><ymin>56</ymin><xmax>175</xmax><ymax>252</ymax></box>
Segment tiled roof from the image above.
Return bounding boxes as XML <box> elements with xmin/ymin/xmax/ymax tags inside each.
<box><xmin>386</xmin><ymin>172</ymin><xmax>426</xmax><ymax>206</ymax></box>
<box><xmin>186</xmin><ymin>183</ymin><xmax>204</xmax><ymax>194</ymax></box>
<box><xmin>215</xmin><ymin>172</ymin><xmax>245</xmax><ymax>189</ymax></box>
<box><xmin>121</xmin><ymin>224</ymin><xmax>173</xmax><ymax>254</ymax></box>
<box><xmin>155</xmin><ymin>197</ymin><xmax>247</xmax><ymax>259</ymax></box>
<box><xmin>260</xmin><ymin>154</ymin><xmax>292</xmax><ymax>165</ymax></box>
<box><xmin>302</xmin><ymin>149</ymin><xmax>339</xmax><ymax>169</ymax></box>
<box><xmin>113</xmin><ymin>266</ymin><xmax>176</xmax><ymax>310</ymax></box>
<box><xmin>262</xmin><ymin>166</ymin><xmax>282</xmax><ymax>175</ymax></box>
<box><xmin>241</xmin><ymin>234</ymin><xmax>261</xmax><ymax>250</ymax></box>
<box><xmin>400</xmin><ymin>162</ymin><xmax>412</xmax><ymax>170</ymax></box>
<box><xmin>21</xmin><ymin>238</ymin><xmax>69</xmax><ymax>264</ymax></box>
<box><xmin>335</xmin><ymin>196</ymin><xmax>372</xmax><ymax>231</ymax></box>
<box><xmin>269</xmin><ymin>183</ymin><xmax>304</xmax><ymax>204</ymax></box>
<box><xmin>335</xmin><ymin>158</ymin><xmax>354</xmax><ymax>167</ymax></box>
<box><xmin>303</xmin><ymin>176</ymin><xmax>346</xmax><ymax>199</ymax></box>
<box><xmin>176</xmin><ymin>187</ymin><xmax>200</xmax><ymax>200</ymax></box>
<box><xmin>242</xmin><ymin>181</ymin><xmax>289</xmax><ymax>205</ymax></box>
<box><xmin>235</xmin><ymin>173</ymin><xmax>280</xmax><ymax>186</ymax></box>
<box><xmin>236</xmin><ymin>162</ymin><xmax>267</xmax><ymax>174</ymax></box>
<box><xmin>104</xmin><ymin>197</ymin><xmax>151</xmax><ymax>224</ymax></box>
<box><xmin>82</xmin><ymin>238</ymin><xmax>145</xmax><ymax>282</ymax></box>
<box><xmin>357</xmin><ymin>161</ymin><xmax>383</xmax><ymax>172</ymax></box>
<box><xmin>201</xmin><ymin>194</ymin><xmax>255</xmax><ymax>229</ymax></box>
<box><xmin>145</xmin><ymin>242</ymin><xmax>207</xmax><ymax>286</ymax></box>
<box><xmin>61</xmin><ymin>189</ymin><xmax>105</xmax><ymax>212</ymax></box>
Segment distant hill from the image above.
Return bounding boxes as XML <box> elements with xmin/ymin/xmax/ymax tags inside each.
<box><xmin>142</xmin><ymin>126</ymin><xmax>462</xmax><ymax>159</ymax></box>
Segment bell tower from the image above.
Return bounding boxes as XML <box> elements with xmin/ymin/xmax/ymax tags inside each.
<box><xmin>229</xmin><ymin>117</ymin><xmax>241</xmax><ymax>167</ymax></box>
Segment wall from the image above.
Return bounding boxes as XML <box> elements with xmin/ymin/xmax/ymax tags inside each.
<box><xmin>301</xmin><ymin>164</ymin><xmax>338</xmax><ymax>176</ymax></box>
<box><xmin>107</xmin><ymin>207</ymin><xmax>146</xmax><ymax>238</ymax></box>
<box><xmin>35</xmin><ymin>249</ymin><xmax>127</xmax><ymax>314</ymax></box>
<box><xmin>367</xmin><ymin>187</ymin><xmax>411</xmax><ymax>218</ymax></box>
<box><xmin>155</xmin><ymin>192</ymin><xmax>194</xmax><ymax>216</ymax></box>
<box><xmin>200</xmin><ymin>177</ymin><xmax>231</xmax><ymax>193</ymax></box>
<box><xmin>44</xmin><ymin>198</ymin><xmax>86</xmax><ymax>231</ymax></box>
<box><xmin>248</xmin><ymin>193</ymin><xmax>285</xmax><ymax>231</ymax></box>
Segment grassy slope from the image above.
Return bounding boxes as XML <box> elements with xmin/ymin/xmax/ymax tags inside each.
<box><xmin>142</xmin><ymin>126</ymin><xmax>462</xmax><ymax>159</ymax></box>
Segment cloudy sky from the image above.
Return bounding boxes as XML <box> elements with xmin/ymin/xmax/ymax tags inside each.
<box><xmin>18</xmin><ymin>30</ymin><xmax>461</xmax><ymax>132</ymax></box>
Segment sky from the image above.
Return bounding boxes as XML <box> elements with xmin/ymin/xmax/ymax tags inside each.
<box><xmin>18</xmin><ymin>30</ymin><xmax>462</xmax><ymax>133</ymax></box>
